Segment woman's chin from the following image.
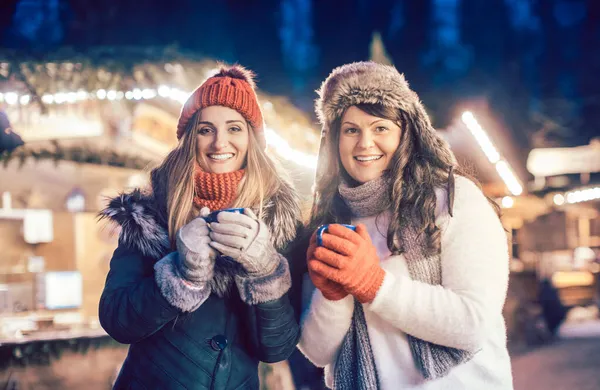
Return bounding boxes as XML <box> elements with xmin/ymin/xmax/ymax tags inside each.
<box><xmin>348</xmin><ymin>170</ymin><xmax>385</xmax><ymax>185</ymax></box>
<box><xmin>200</xmin><ymin>160</ymin><xmax>242</xmax><ymax>174</ymax></box>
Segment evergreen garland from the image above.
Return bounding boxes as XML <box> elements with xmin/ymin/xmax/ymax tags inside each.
<box><xmin>0</xmin><ymin>141</ymin><xmax>152</xmax><ymax>170</ymax></box>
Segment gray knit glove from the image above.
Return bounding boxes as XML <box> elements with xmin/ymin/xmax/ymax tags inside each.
<box><xmin>176</xmin><ymin>211</ymin><xmax>217</xmax><ymax>286</ymax></box>
<box><xmin>209</xmin><ymin>208</ymin><xmax>278</xmax><ymax>277</ymax></box>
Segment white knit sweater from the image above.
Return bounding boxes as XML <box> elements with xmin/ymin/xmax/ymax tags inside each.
<box><xmin>298</xmin><ymin>176</ymin><xmax>513</xmax><ymax>389</ymax></box>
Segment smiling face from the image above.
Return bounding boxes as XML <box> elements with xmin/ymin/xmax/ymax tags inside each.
<box><xmin>195</xmin><ymin>105</ymin><xmax>249</xmax><ymax>173</ymax></box>
<box><xmin>338</xmin><ymin>105</ymin><xmax>402</xmax><ymax>184</ymax></box>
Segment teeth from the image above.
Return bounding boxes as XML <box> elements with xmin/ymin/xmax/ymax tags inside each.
<box><xmin>355</xmin><ymin>155</ymin><xmax>382</xmax><ymax>162</ymax></box>
<box><xmin>208</xmin><ymin>153</ymin><xmax>234</xmax><ymax>160</ymax></box>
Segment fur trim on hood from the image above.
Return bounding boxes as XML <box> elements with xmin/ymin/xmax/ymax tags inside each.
<box><xmin>99</xmin><ymin>180</ymin><xmax>301</xmax><ymax>297</ymax></box>
<box><xmin>100</xmin><ymin>189</ymin><xmax>171</xmax><ymax>261</ymax></box>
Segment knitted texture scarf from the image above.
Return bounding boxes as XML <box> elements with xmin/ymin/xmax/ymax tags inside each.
<box><xmin>333</xmin><ymin>173</ymin><xmax>473</xmax><ymax>389</ymax></box>
<box><xmin>193</xmin><ymin>167</ymin><xmax>245</xmax><ymax>211</ymax></box>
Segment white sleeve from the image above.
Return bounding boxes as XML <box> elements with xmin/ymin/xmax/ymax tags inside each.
<box><xmin>366</xmin><ymin>177</ymin><xmax>509</xmax><ymax>352</ymax></box>
<box><xmin>298</xmin><ymin>288</ymin><xmax>355</xmax><ymax>367</ymax></box>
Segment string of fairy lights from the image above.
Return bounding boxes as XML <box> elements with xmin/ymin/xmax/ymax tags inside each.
<box><xmin>0</xmin><ymin>85</ymin><xmax>190</xmax><ymax>106</ymax></box>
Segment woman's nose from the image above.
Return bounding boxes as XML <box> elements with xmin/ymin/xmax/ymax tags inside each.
<box><xmin>212</xmin><ymin>131</ymin><xmax>229</xmax><ymax>149</ymax></box>
<box><xmin>357</xmin><ymin>131</ymin><xmax>375</xmax><ymax>149</ymax></box>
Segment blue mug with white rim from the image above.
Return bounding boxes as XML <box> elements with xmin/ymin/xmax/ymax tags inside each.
<box><xmin>316</xmin><ymin>224</ymin><xmax>356</xmax><ymax>247</ymax></box>
<box><xmin>203</xmin><ymin>208</ymin><xmax>245</xmax><ymax>224</ymax></box>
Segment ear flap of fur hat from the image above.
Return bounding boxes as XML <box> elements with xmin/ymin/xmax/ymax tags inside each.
<box><xmin>314</xmin><ymin>61</ymin><xmax>456</xmax><ymax>168</ymax></box>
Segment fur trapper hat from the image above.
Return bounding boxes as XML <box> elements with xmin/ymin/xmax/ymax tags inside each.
<box><xmin>316</xmin><ymin>61</ymin><xmax>431</xmax><ymax>133</ymax></box>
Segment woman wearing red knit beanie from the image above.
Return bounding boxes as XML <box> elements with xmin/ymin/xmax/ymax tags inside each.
<box><xmin>296</xmin><ymin>62</ymin><xmax>512</xmax><ymax>389</ymax></box>
<box><xmin>99</xmin><ymin>64</ymin><xmax>302</xmax><ymax>390</ymax></box>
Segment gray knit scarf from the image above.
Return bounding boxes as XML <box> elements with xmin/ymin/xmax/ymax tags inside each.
<box><xmin>333</xmin><ymin>173</ymin><xmax>474</xmax><ymax>389</ymax></box>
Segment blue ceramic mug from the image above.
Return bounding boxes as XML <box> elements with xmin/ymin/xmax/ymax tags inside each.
<box><xmin>203</xmin><ymin>208</ymin><xmax>245</xmax><ymax>224</ymax></box>
<box><xmin>204</xmin><ymin>208</ymin><xmax>246</xmax><ymax>264</ymax></box>
<box><xmin>316</xmin><ymin>224</ymin><xmax>356</xmax><ymax>246</ymax></box>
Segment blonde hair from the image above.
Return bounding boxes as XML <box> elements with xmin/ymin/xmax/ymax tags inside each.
<box><xmin>150</xmin><ymin>112</ymin><xmax>285</xmax><ymax>246</ymax></box>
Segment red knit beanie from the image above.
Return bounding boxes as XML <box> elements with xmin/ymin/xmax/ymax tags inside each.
<box><xmin>176</xmin><ymin>64</ymin><xmax>266</xmax><ymax>149</ymax></box>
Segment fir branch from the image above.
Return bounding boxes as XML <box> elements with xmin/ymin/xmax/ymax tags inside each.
<box><xmin>0</xmin><ymin>143</ymin><xmax>152</xmax><ymax>170</ymax></box>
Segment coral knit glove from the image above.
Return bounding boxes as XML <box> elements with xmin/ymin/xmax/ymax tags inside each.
<box><xmin>307</xmin><ymin>231</ymin><xmax>348</xmax><ymax>301</ymax></box>
<box><xmin>311</xmin><ymin>224</ymin><xmax>385</xmax><ymax>304</ymax></box>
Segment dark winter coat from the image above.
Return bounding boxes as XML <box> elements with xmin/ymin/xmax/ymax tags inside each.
<box><xmin>99</xmin><ymin>182</ymin><xmax>302</xmax><ymax>390</ymax></box>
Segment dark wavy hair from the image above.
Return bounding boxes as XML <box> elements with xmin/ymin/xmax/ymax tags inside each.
<box><xmin>308</xmin><ymin>103</ymin><xmax>499</xmax><ymax>257</ymax></box>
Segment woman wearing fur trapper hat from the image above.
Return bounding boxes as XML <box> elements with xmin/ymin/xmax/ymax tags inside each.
<box><xmin>99</xmin><ymin>64</ymin><xmax>302</xmax><ymax>389</ymax></box>
<box><xmin>297</xmin><ymin>62</ymin><xmax>512</xmax><ymax>389</ymax></box>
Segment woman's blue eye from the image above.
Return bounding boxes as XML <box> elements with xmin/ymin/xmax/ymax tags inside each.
<box><xmin>229</xmin><ymin>126</ymin><xmax>242</xmax><ymax>132</ymax></box>
<box><xmin>343</xmin><ymin>127</ymin><xmax>359</xmax><ymax>134</ymax></box>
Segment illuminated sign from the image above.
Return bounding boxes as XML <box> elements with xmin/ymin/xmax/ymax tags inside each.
<box><xmin>527</xmin><ymin>144</ymin><xmax>600</xmax><ymax>177</ymax></box>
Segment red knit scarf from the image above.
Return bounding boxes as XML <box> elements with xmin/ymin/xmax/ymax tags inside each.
<box><xmin>193</xmin><ymin>167</ymin><xmax>245</xmax><ymax>211</ymax></box>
